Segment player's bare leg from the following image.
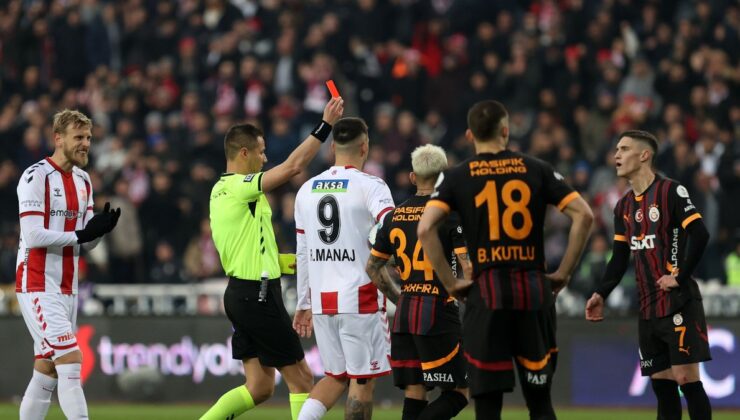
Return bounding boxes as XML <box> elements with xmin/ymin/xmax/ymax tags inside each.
<box><xmin>20</xmin><ymin>359</ymin><xmax>58</xmax><ymax>420</ymax></box>
<box><xmin>54</xmin><ymin>350</ymin><xmax>88</xmax><ymax>420</ymax></box>
<box><xmin>346</xmin><ymin>378</ymin><xmax>375</xmax><ymax>420</ymax></box>
<box><xmin>244</xmin><ymin>358</ymin><xmax>277</xmax><ymax>403</ymax></box>
<box><xmin>298</xmin><ymin>375</ymin><xmax>348</xmax><ymax>420</ymax></box>
<box><xmin>402</xmin><ymin>385</ymin><xmax>427</xmax><ymax>420</ymax></box>
<box><xmin>278</xmin><ymin>359</ymin><xmax>314</xmax><ymax>419</ymax></box>
<box><xmin>279</xmin><ymin>359</ymin><xmax>314</xmax><ymax>393</ymax></box>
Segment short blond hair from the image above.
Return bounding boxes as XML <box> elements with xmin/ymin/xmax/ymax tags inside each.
<box><xmin>411</xmin><ymin>144</ymin><xmax>447</xmax><ymax>179</ymax></box>
<box><xmin>53</xmin><ymin>109</ymin><xmax>92</xmax><ymax>135</ymax></box>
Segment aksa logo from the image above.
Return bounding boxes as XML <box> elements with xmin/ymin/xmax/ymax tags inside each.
<box><xmin>630</xmin><ymin>234</ymin><xmax>656</xmax><ymax>250</ymax></box>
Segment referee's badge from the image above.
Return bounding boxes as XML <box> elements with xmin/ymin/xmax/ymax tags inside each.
<box><xmin>673</xmin><ymin>313</ymin><xmax>683</xmax><ymax>326</ymax></box>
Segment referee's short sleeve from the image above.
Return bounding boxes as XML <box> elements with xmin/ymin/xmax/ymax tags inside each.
<box><xmin>236</xmin><ymin>172</ymin><xmax>264</xmax><ymax>201</ymax></box>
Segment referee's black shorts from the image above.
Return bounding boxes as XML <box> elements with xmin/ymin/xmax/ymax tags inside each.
<box><xmin>224</xmin><ymin>277</ymin><xmax>304</xmax><ymax>367</ymax></box>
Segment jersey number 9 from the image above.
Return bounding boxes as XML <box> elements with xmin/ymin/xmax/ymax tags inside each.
<box><xmin>317</xmin><ymin>195</ymin><xmax>340</xmax><ymax>244</ymax></box>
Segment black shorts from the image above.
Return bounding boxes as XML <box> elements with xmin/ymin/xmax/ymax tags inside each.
<box><xmin>638</xmin><ymin>298</ymin><xmax>711</xmax><ymax>376</ymax></box>
<box><xmin>463</xmin><ymin>294</ymin><xmax>557</xmax><ymax>397</ymax></box>
<box><xmin>390</xmin><ymin>331</ymin><xmax>467</xmax><ymax>390</ymax></box>
<box><xmin>223</xmin><ymin>277</ymin><xmax>304</xmax><ymax>368</ymax></box>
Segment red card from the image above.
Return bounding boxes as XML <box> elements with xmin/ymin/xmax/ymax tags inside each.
<box><xmin>326</xmin><ymin>80</ymin><xmax>340</xmax><ymax>98</ymax></box>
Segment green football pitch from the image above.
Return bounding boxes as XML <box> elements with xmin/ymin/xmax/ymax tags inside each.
<box><xmin>1</xmin><ymin>404</ymin><xmax>739</xmax><ymax>420</ymax></box>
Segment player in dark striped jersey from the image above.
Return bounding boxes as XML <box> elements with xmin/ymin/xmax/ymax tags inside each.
<box><xmin>367</xmin><ymin>144</ymin><xmax>471</xmax><ymax>420</ymax></box>
<box><xmin>419</xmin><ymin>101</ymin><xmax>594</xmax><ymax>420</ymax></box>
<box><xmin>586</xmin><ymin>130</ymin><xmax>712</xmax><ymax>420</ymax></box>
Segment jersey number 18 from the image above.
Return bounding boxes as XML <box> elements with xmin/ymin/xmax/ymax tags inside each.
<box><xmin>475</xmin><ymin>180</ymin><xmax>533</xmax><ymax>240</ymax></box>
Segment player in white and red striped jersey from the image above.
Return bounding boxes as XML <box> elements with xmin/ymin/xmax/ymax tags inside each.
<box><xmin>292</xmin><ymin>117</ymin><xmax>394</xmax><ymax>420</ymax></box>
<box><xmin>16</xmin><ymin>110</ymin><xmax>120</xmax><ymax>420</ymax></box>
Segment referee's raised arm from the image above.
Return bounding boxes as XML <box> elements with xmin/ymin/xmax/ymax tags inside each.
<box><xmin>261</xmin><ymin>97</ymin><xmax>344</xmax><ymax>192</ymax></box>
<box><xmin>201</xmin><ymin>96</ymin><xmax>343</xmax><ymax>420</ymax></box>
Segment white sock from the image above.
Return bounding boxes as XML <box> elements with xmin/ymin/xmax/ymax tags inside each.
<box><xmin>55</xmin><ymin>363</ymin><xmax>88</xmax><ymax>420</ymax></box>
<box><xmin>20</xmin><ymin>370</ymin><xmax>57</xmax><ymax>420</ymax></box>
<box><xmin>297</xmin><ymin>398</ymin><xmax>328</xmax><ymax>420</ymax></box>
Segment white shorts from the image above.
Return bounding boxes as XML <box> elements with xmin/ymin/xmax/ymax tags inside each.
<box><xmin>17</xmin><ymin>292</ymin><xmax>78</xmax><ymax>360</ymax></box>
<box><xmin>313</xmin><ymin>312</ymin><xmax>391</xmax><ymax>379</ymax></box>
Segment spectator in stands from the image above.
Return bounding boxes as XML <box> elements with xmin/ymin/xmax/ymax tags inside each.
<box><xmin>149</xmin><ymin>240</ymin><xmax>185</xmax><ymax>284</ymax></box>
<box><xmin>108</xmin><ymin>176</ymin><xmax>144</xmax><ymax>283</ymax></box>
<box><xmin>183</xmin><ymin>218</ymin><xmax>223</xmax><ymax>281</ymax></box>
<box><xmin>0</xmin><ymin>0</ymin><xmax>735</xmax><ymax>294</ymax></box>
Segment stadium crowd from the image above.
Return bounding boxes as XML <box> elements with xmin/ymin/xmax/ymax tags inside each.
<box><xmin>0</xmin><ymin>0</ymin><xmax>738</xmax><ymax>311</ymax></box>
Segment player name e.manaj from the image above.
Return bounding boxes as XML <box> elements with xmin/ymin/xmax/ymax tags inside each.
<box><xmin>469</xmin><ymin>158</ymin><xmax>528</xmax><ymax>176</ymax></box>
<box><xmin>310</xmin><ymin>248</ymin><xmax>356</xmax><ymax>262</ymax></box>
<box><xmin>477</xmin><ymin>245</ymin><xmax>536</xmax><ymax>263</ymax></box>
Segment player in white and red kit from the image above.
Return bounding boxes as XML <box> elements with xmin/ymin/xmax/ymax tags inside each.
<box><xmin>16</xmin><ymin>110</ymin><xmax>120</xmax><ymax>420</ymax></box>
<box><xmin>293</xmin><ymin>117</ymin><xmax>394</xmax><ymax>420</ymax></box>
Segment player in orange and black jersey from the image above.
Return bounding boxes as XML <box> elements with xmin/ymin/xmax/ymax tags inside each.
<box><xmin>586</xmin><ymin>130</ymin><xmax>712</xmax><ymax>420</ymax></box>
<box><xmin>418</xmin><ymin>100</ymin><xmax>594</xmax><ymax>420</ymax></box>
<box><xmin>366</xmin><ymin>144</ymin><xmax>471</xmax><ymax>420</ymax></box>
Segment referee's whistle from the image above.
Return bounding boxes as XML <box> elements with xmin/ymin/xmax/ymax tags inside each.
<box><xmin>258</xmin><ymin>271</ymin><xmax>269</xmax><ymax>303</ymax></box>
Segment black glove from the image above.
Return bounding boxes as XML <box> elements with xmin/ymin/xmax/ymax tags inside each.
<box><xmin>76</xmin><ymin>202</ymin><xmax>121</xmax><ymax>243</ymax></box>
<box><xmin>104</xmin><ymin>204</ymin><xmax>121</xmax><ymax>233</ymax></box>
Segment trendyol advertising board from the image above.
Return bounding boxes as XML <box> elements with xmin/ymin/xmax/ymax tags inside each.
<box><xmin>3</xmin><ymin>317</ymin><xmax>740</xmax><ymax>406</ymax></box>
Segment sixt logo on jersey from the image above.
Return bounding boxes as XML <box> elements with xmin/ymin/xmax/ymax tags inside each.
<box><xmin>630</xmin><ymin>234</ymin><xmax>656</xmax><ymax>250</ymax></box>
<box><xmin>312</xmin><ymin>179</ymin><xmax>348</xmax><ymax>193</ymax></box>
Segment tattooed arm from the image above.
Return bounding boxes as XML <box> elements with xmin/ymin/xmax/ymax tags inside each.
<box><xmin>366</xmin><ymin>254</ymin><xmax>400</xmax><ymax>305</ymax></box>
<box><xmin>456</xmin><ymin>251</ymin><xmax>473</xmax><ymax>280</ymax></box>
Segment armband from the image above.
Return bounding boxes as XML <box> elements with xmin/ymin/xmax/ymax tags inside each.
<box><xmin>310</xmin><ymin>120</ymin><xmax>332</xmax><ymax>143</ymax></box>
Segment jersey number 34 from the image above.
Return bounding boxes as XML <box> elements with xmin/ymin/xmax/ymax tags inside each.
<box><xmin>390</xmin><ymin>228</ymin><xmax>434</xmax><ymax>282</ymax></box>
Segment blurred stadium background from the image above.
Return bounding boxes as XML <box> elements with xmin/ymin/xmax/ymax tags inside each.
<box><xmin>0</xmin><ymin>0</ymin><xmax>738</xmax><ymax>418</ymax></box>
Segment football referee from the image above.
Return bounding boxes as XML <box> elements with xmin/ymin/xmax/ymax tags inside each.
<box><xmin>200</xmin><ymin>97</ymin><xmax>343</xmax><ymax>420</ymax></box>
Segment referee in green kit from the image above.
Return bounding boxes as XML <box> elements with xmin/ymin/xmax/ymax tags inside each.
<box><xmin>201</xmin><ymin>97</ymin><xmax>344</xmax><ymax>420</ymax></box>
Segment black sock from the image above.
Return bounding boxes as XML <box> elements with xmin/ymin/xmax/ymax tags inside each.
<box><xmin>417</xmin><ymin>390</ymin><xmax>468</xmax><ymax>420</ymax></box>
<box><xmin>651</xmin><ymin>379</ymin><xmax>682</xmax><ymax>420</ymax></box>
<box><xmin>680</xmin><ymin>381</ymin><xmax>712</xmax><ymax>420</ymax></box>
<box><xmin>473</xmin><ymin>391</ymin><xmax>503</xmax><ymax>420</ymax></box>
<box><xmin>521</xmin><ymin>384</ymin><xmax>556</xmax><ymax>420</ymax></box>
<box><xmin>402</xmin><ymin>397</ymin><xmax>428</xmax><ymax>420</ymax></box>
